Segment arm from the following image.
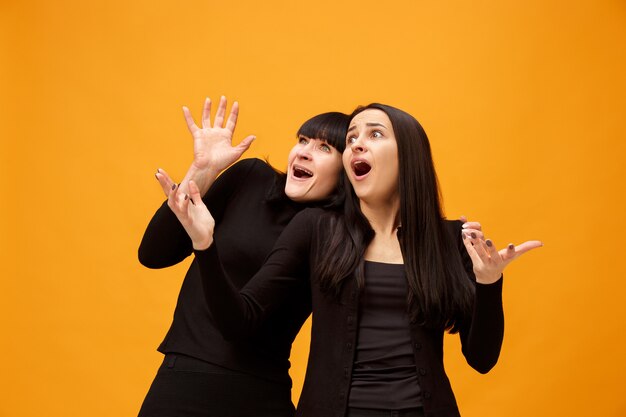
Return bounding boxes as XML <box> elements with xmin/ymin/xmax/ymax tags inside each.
<box><xmin>137</xmin><ymin>96</ymin><xmax>255</xmax><ymax>268</ymax></box>
<box><xmin>194</xmin><ymin>210</ymin><xmax>315</xmax><ymax>340</ymax></box>
<box><xmin>160</xmin><ymin>167</ymin><xmax>317</xmax><ymax>339</ymax></box>
<box><xmin>458</xmin><ymin>221</ymin><xmax>542</xmax><ymax>373</ymax></box>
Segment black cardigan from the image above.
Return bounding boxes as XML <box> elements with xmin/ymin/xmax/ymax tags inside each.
<box><xmin>195</xmin><ymin>208</ymin><xmax>504</xmax><ymax>417</ymax></box>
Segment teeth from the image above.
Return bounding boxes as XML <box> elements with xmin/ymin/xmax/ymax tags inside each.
<box><xmin>294</xmin><ymin>166</ymin><xmax>313</xmax><ymax>176</ymax></box>
<box><xmin>293</xmin><ymin>166</ymin><xmax>314</xmax><ymax>179</ymax></box>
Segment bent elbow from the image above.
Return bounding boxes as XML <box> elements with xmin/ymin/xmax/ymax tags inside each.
<box><xmin>468</xmin><ymin>357</ymin><xmax>499</xmax><ymax>374</ymax></box>
<box><xmin>138</xmin><ymin>246</ymin><xmax>164</xmax><ymax>269</ymax></box>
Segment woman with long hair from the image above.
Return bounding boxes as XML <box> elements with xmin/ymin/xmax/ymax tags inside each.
<box><xmin>137</xmin><ymin>96</ymin><xmax>350</xmax><ymax>417</ymax></box>
<box><xmin>169</xmin><ymin>102</ymin><xmax>540</xmax><ymax>417</ymax></box>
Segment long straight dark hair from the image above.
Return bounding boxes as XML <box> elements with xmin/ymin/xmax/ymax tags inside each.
<box><xmin>315</xmin><ymin>104</ymin><xmax>474</xmax><ymax>332</ymax></box>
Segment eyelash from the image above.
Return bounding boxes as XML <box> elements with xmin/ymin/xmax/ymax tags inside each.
<box><xmin>346</xmin><ymin>130</ymin><xmax>383</xmax><ymax>144</ymax></box>
<box><xmin>299</xmin><ymin>137</ymin><xmax>332</xmax><ymax>153</ymax></box>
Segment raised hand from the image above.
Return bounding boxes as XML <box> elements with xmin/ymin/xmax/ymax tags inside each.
<box><xmin>183</xmin><ymin>96</ymin><xmax>255</xmax><ymax>174</ymax></box>
<box><xmin>462</xmin><ymin>228</ymin><xmax>543</xmax><ymax>285</ymax></box>
<box><xmin>156</xmin><ymin>171</ymin><xmax>215</xmax><ymax>250</ymax></box>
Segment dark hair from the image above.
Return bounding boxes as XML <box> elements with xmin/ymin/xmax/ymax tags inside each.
<box><xmin>297</xmin><ymin>112</ymin><xmax>347</xmax><ymax>154</ymax></box>
<box><xmin>315</xmin><ymin>103</ymin><xmax>474</xmax><ymax>332</ymax></box>
<box><xmin>266</xmin><ymin>111</ymin><xmax>350</xmax><ymax>209</ymax></box>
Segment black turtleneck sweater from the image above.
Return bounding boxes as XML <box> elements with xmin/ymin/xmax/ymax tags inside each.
<box><xmin>138</xmin><ymin>158</ymin><xmax>310</xmax><ymax>386</ymax></box>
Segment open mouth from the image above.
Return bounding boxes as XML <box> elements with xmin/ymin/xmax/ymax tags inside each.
<box><xmin>293</xmin><ymin>165</ymin><xmax>313</xmax><ymax>179</ymax></box>
<box><xmin>351</xmin><ymin>160</ymin><xmax>372</xmax><ymax>177</ymax></box>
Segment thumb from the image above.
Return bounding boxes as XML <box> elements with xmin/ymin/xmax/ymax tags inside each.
<box><xmin>188</xmin><ymin>180</ymin><xmax>204</xmax><ymax>208</ymax></box>
<box><xmin>236</xmin><ymin>135</ymin><xmax>256</xmax><ymax>154</ymax></box>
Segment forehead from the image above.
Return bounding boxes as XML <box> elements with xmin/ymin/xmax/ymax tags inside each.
<box><xmin>350</xmin><ymin>109</ymin><xmax>391</xmax><ymax>128</ymax></box>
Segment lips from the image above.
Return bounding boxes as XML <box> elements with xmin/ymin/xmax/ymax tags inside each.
<box><xmin>351</xmin><ymin>159</ymin><xmax>372</xmax><ymax>178</ymax></box>
<box><xmin>292</xmin><ymin>164</ymin><xmax>314</xmax><ymax>179</ymax></box>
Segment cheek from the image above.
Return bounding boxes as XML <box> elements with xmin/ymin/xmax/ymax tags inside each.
<box><xmin>319</xmin><ymin>156</ymin><xmax>342</xmax><ymax>186</ymax></box>
<box><xmin>286</xmin><ymin>149</ymin><xmax>297</xmax><ymax>165</ymax></box>
<box><xmin>342</xmin><ymin>151</ymin><xmax>351</xmax><ymax>171</ymax></box>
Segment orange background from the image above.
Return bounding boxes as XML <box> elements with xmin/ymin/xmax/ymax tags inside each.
<box><xmin>1</xmin><ymin>1</ymin><xmax>625</xmax><ymax>416</ymax></box>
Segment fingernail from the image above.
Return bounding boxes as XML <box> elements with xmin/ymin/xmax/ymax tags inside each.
<box><xmin>471</xmin><ymin>232</ymin><xmax>476</xmax><ymax>239</ymax></box>
<box><xmin>171</xmin><ymin>184</ymin><xmax>176</xmax><ymax>190</ymax></box>
<box><xmin>462</xmin><ymin>233</ymin><xmax>466</xmax><ymax>240</ymax></box>
<box><xmin>184</xmin><ymin>194</ymin><xmax>188</xmax><ymax>200</ymax></box>
<box><xmin>508</xmin><ymin>244</ymin><xmax>515</xmax><ymax>250</ymax></box>
<box><xmin>155</xmin><ymin>173</ymin><xmax>158</xmax><ymax>180</ymax></box>
<box><xmin>462</xmin><ymin>224</ymin><xmax>468</xmax><ymax>229</ymax></box>
<box><xmin>190</xmin><ymin>198</ymin><xmax>195</xmax><ymax>205</ymax></box>
<box><xmin>486</xmin><ymin>239</ymin><xmax>493</xmax><ymax>247</ymax></box>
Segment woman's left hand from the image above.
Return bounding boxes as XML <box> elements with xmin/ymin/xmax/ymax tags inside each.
<box><xmin>462</xmin><ymin>228</ymin><xmax>543</xmax><ymax>285</ymax></box>
<box><xmin>156</xmin><ymin>172</ymin><xmax>216</xmax><ymax>250</ymax></box>
<box><xmin>460</xmin><ymin>215</ymin><xmax>484</xmax><ymax>240</ymax></box>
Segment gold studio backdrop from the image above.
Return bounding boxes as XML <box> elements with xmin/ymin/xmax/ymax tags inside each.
<box><xmin>1</xmin><ymin>1</ymin><xmax>625</xmax><ymax>416</ymax></box>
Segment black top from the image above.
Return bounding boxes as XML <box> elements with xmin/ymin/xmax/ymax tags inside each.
<box><xmin>349</xmin><ymin>261</ymin><xmax>421</xmax><ymax>410</ymax></box>
<box><xmin>138</xmin><ymin>158</ymin><xmax>310</xmax><ymax>386</ymax></box>
<box><xmin>194</xmin><ymin>208</ymin><xmax>505</xmax><ymax>417</ymax></box>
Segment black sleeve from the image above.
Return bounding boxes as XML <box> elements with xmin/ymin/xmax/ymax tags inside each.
<box><xmin>193</xmin><ymin>209</ymin><xmax>317</xmax><ymax>340</ymax></box>
<box><xmin>137</xmin><ymin>159</ymin><xmax>259</xmax><ymax>269</ymax></box>
<box><xmin>453</xmin><ymin>220</ymin><xmax>505</xmax><ymax>374</ymax></box>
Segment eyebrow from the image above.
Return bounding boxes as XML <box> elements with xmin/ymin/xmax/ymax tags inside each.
<box><xmin>347</xmin><ymin>122</ymin><xmax>388</xmax><ymax>132</ymax></box>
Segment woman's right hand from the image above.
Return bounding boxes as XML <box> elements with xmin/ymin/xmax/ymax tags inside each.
<box><xmin>156</xmin><ymin>172</ymin><xmax>215</xmax><ymax>250</ymax></box>
<box><xmin>183</xmin><ymin>96</ymin><xmax>256</xmax><ymax>174</ymax></box>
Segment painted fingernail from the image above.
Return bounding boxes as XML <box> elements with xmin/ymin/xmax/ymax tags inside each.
<box><xmin>171</xmin><ymin>184</ymin><xmax>176</xmax><ymax>190</ymax></box>
<box><xmin>462</xmin><ymin>233</ymin><xmax>467</xmax><ymax>240</ymax></box>
<box><xmin>486</xmin><ymin>239</ymin><xmax>493</xmax><ymax>247</ymax></box>
<box><xmin>508</xmin><ymin>244</ymin><xmax>515</xmax><ymax>250</ymax></box>
<box><xmin>471</xmin><ymin>232</ymin><xmax>476</xmax><ymax>239</ymax></box>
<box><xmin>190</xmin><ymin>198</ymin><xmax>195</xmax><ymax>205</ymax></box>
<box><xmin>184</xmin><ymin>194</ymin><xmax>189</xmax><ymax>200</ymax></box>
<box><xmin>155</xmin><ymin>173</ymin><xmax>158</xmax><ymax>180</ymax></box>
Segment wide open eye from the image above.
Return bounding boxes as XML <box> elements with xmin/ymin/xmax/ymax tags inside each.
<box><xmin>319</xmin><ymin>143</ymin><xmax>331</xmax><ymax>153</ymax></box>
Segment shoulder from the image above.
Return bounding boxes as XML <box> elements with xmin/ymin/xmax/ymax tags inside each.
<box><xmin>220</xmin><ymin>158</ymin><xmax>277</xmax><ymax>184</ymax></box>
<box><xmin>443</xmin><ymin>219</ymin><xmax>463</xmax><ymax>235</ymax></box>
<box><xmin>227</xmin><ymin>158</ymin><xmax>270</xmax><ymax>175</ymax></box>
<box><xmin>289</xmin><ymin>208</ymin><xmax>337</xmax><ymax>231</ymax></box>
<box><xmin>292</xmin><ymin>207</ymin><xmax>328</xmax><ymax>222</ymax></box>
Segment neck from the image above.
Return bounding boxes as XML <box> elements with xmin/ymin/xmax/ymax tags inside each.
<box><xmin>359</xmin><ymin>196</ymin><xmax>401</xmax><ymax>237</ymax></box>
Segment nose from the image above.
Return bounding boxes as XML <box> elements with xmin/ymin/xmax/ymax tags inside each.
<box><xmin>350</xmin><ymin>136</ymin><xmax>366</xmax><ymax>154</ymax></box>
<box><xmin>296</xmin><ymin>143</ymin><xmax>313</xmax><ymax>160</ymax></box>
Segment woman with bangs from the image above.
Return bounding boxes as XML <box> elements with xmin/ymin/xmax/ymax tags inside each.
<box><xmin>137</xmin><ymin>96</ymin><xmax>349</xmax><ymax>417</ymax></box>
<box><xmin>169</xmin><ymin>102</ymin><xmax>541</xmax><ymax>417</ymax></box>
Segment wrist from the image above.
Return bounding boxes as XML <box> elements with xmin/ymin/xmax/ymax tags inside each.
<box><xmin>192</xmin><ymin>236</ymin><xmax>214</xmax><ymax>251</ymax></box>
<box><xmin>475</xmin><ymin>273</ymin><xmax>503</xmax><ymax>285</ymax></box>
